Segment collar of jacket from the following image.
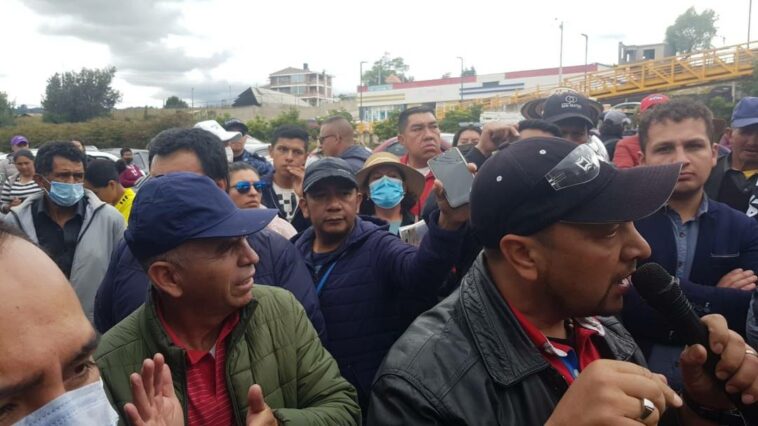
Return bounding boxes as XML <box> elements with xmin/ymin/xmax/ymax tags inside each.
<box><xmin>292</xmin><ymin>215</ymin><xmax>388</xmax><ymax>251</ymax></box>
<box><xmin>139</xmin><ymin>288</ymin><xmax>259</xmax><ymax>380</ymax></box>
<box><xmin>459</xmin><ymin>253</ymin><xmax>639</xmax><ymax>386</ymax></box>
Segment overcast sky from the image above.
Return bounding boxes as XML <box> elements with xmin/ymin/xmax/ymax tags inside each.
<box><xmin>1</xmin><ymin>0</ymin><xmax>754</xmax><ymax>108</ymax></box>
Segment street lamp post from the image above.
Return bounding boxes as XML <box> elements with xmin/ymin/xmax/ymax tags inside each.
<box><xmin>749</xmin><ymin>0</ymin><xmax>753</xmax><ymax>48</ymax></box>
<box><xmin>581</xmin><ymin>33</ymin><xmax>588</xmax><ymax>93</ymax></box>
<box><xmin>457</xmin><ymin>56</ymin><xmax>464</xmax><ymax>103</ymax></box>
<box><xmin>359</xmin><ymin>61</ymin><xmax>367</xmax><ymax>122</ymax></box>
<box><xmin>558</xmin><ymin>21</ymin><xmax>564</xmax><ymax>85</ymax></box>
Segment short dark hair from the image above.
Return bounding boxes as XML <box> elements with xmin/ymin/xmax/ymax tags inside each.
<box><xmin>120</xmin><ymin>147</ymin><xmax>132</xmax><ymax>156</ymax></box>
<box><xmin>517</xmin><ymin>119</ymin><xmax>562</xmax><ymax>138</ymax></box>
<box><xmin>115</xmin><ymin>159</ymin><xmax>127</xmax><ymax>174</ymax></box>
<box><xmin>228</xmin><ymin>161</ymin><xmax>260</xmax><ymax>178</ymax></box>
<box><xmin>398</xmin><ymin>106</ymin><xmax>436</xmax><ymax>133</ymax></box>
<box><xmin>84</xmin><ymin>159</ymin><xmax>119</xmax><ymax>188</ymax></box>
<box><xmin>453</xmin><ymin>125</ymin><xmax>482</xmax><ymax>146</ymax></box>
<box><xmin>271</xmin><ymin>125</ymin><xmax>309</xmax><ymax>150</ymax></box>
<box><xmin>638</xmin><ymin>99</ymin><xmax>714</xmax><ymax>152</ymax></box>
<box><xmin>35</xmin><ymin>141</ymin><xmax>87</xmax><ymax>176</ymax></box>
<box><xmin>0</xmin><ymin>221</ymin><xmax>32</xmax><ymax>254</ymax></box>
<box><xmin>13</xmin><ymin>149</ymin><xmax>35</xmax><ymax>163</ymax></box>
<box><xmin>148</xmin><ymin>128</ymin><xmax>229</xmax><ymax>185</ymax></box>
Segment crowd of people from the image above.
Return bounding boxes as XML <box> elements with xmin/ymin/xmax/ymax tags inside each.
<box><xmin>3</xmin><ymin>92</ymin><xmax>758</xmax><ymax>425</ymax></box>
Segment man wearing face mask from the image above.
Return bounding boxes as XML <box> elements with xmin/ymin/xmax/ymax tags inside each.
<box><xmin>0</xmin><ymin>222</ymin><xmax>185</xmax><ymax>426</ymax></box>
<box><xmin>195</xmin><ymin>120</ymin><xmax>241</xmax><ymax>163</ymax></box>
<box><xmin>2</xmin><ymin>141</ymin><xmax>125</xmax><ymax>323</ymax></box>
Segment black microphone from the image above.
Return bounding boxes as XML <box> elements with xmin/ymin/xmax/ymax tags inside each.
<box><xmin>632</xmin><ymin>262</ymin><xmax>758</xmax><ymax>423</ymax></box>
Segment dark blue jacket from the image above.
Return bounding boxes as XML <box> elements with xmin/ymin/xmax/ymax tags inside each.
<box><xmin>94</xmin><ymin>228</ymin><xmax>327</xmax><ymax>342</ymax></box>
<box><xmin>233</xmin><ymin>150</ymin><xmax>274</xmax><ymax>177</ymax></box>
<box><xmin>623</xmin><ymin>198</ymin><xmax>758</xmax><ymax>387</ymax></box>
<box><xmin>292</xmin><ymin>213</ymin><xmax>466</xmax><ymax>410</ymax></box>
<box><xmin>339</xmin><ymin>145</ymin><xmax>370</xmax><ymax>174</ymax></box>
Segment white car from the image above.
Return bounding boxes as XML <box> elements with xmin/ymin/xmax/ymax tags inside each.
<box><xmin>244</xmin><ymin>141</ymin><xmax>272</xmax><ymax>163</ymax></box>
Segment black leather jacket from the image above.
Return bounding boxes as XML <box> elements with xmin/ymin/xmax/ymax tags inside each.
<box><xmin>367</xmin><ymin>254</ymin><xmax>675</xmax><ymax>425</ymax></box>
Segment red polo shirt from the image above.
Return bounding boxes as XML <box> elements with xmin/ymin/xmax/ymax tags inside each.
<box><xmin>400</xmin><ymin>153</ymin><xmax>435</xmax><ymax>217</ymax></box>
<box><xmin>157</xmin><ymin>307</ymin><xmax>240</xmax><ymax>425</ymax></box>
<box><xmin>507</xmin><ymin>301</ymin><xmax>602</xmax><ymax>385</ymax></box>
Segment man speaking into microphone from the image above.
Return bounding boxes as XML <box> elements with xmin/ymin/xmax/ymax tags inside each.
<box><xmin>368</xmin><ymin>137</ymin><xmax>758</xmax><ymax>425</ymax></box>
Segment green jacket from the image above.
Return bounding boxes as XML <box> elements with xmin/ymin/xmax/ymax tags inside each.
<box><xmin>95</xmin><ymin>285</ymin><xmax>360</xmax><ymax>425</ymax></box>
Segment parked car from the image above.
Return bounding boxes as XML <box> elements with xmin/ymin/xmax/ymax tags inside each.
<box><xmin>373</xmin><ymin>133</ymin><xmax>453</xmax><ymax>156</ymax></box>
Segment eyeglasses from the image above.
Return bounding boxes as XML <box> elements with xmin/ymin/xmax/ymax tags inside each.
<box><xmin>318</xmin><ymin>134</ymin><xmax>337</xmax><ymax>144</ymax></box>
<box><xmin>234</xmin><ymin>180</ymin><xmax>268</xmax><ymax>194</ymax></box>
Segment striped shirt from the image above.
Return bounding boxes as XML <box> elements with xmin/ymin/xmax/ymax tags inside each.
<box><xmin>1</xmin><ymin>176</ymin><xmax>41</xmax><ymax>206</ymax></box>
<box><xmin>157</xmin><ymin>307</ymin><xmax>240</xmax><ymax>426</ymax></box>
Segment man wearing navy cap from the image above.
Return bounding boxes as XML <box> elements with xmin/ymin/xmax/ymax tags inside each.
<box><xmin>95</xmin><ymin>173</ymin><xmax>360</xmax><ymax>425</ymax></box>
<box><xmin>369</xmin><ymin>137</ymin><xmax>758</xmax><ymax>425</ymax></box>
<box><xmin>706</xmin><ymin>97</ymin><xmax>758</xmax><ymax>219</ymax></box>
<box><xmin>224</xmin><ymin>118</ymin><xmax>274</xmax><ymax>177</ymax></box>
<box><xmin>292</xmin><ymin>156</ymin><xmax>469</xmax><ymax>411</ymax></box>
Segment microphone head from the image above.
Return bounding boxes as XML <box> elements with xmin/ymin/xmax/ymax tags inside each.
<box><xmin>631</xmin><ymin>262</ymin><xmax>684</xmax><ymax>313</ymax></box>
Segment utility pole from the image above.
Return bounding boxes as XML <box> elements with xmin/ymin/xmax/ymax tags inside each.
<box><xmin>558</xmin><ymin>20</ymin><xmax>564</xmax><ymax>85</ymax></box>
<box><xmin>749</xmin><ymin>0</ymin><xmax>753</xmax><ymax>48</ymax></box>
<box><xmin>581</xmin><ymin>33</ymin><xmax>589</xmax><ymax>93</ymax></box>
<box><xmin>457</xmin><ymin>56</ymin><xmax>464</xmax><ymax>103</ymax></box>
<box><xmin>191</xmin><ymin>88</ymin><xmax>194</xmax><ymax>109</ymax></box>
<box><xmin>360</xmin><ymin>61</ymin><xmax>367</xmax><ymax>121</ymax></box>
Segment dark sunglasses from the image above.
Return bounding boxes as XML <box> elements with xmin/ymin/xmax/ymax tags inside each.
<box><xmin>234</xmin><ymin>180</ymin><xmax>268</xmax><ymax>193</ymax></box>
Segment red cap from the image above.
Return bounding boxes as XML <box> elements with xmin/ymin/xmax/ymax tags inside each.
<box><xmin>640</xmin><ymin>94</ymin><xmax>670</xmax><ymax>112</ymax></box>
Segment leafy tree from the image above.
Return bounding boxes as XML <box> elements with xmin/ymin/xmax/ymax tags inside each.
<box><xmin>362</xmin><ymin>54</ymin><xmax>412</xmax><ymax>85</ymax></box>
<box><xmin>462</xmin><ymin>66</ymin><xmax>476</xmax><ymax>77</ymax></box>
<box><xmin>706</xmin><ymin>96</ymin><xmax>734</xmax><ymax>122</ymax></box>
<box><xmin>164</xmin><ymin>96</ymin><xmax>188</xmax><ymax>108</ymax></box>
<box><xmin>246</xmin><ymin>116</ymin><xmax>271</xmax><ymax>142</ymax></box>
<box><xmin>439</xmin><ymin>104</ymin><xmax>483</xmax><ymax>133</ymax></box>
<box><xmin>42</xmin><ymin>67</ymin><xmax>122</xmax><ymax>123</ymax></box>
<box><xmin>372</xmin><ymin>110</ymin><xmax>401</xmax><ymax>141</ymax></box>
<box><xmin>665</xmin><ymin>7</ymin><xmax>718</xmax><ymax>54</ymax></box>
<box><xmin>739</xmin><ymin>62</ymin><xmax>758</xmax><ymax>96</ymax></box>
<box><xmin>0</xmin><ymin>92</ymin><xmax>14</xmax><ymax>127</ymax></box>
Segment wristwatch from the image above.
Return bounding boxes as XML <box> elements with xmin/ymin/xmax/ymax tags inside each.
<box><xmin>682</xmin><ymin>391</ymin><xmax>746</xmax><ymax>425</ymax></box>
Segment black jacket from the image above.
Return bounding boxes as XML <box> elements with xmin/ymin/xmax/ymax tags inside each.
<box><xmin>367</xmin><ymin>254</ymin><xmax>672</xmax><ymax>425</ymax></box>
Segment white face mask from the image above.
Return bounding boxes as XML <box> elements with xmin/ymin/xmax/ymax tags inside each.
<box><xmin>225</xmin><ymin>146</ymin><xmax>234</xmax><ymax>163</ymax></box>
<box><xmin>15</xmin><ymin>380</ymin><xmax>119</xmax><ymax>426</ymax></box>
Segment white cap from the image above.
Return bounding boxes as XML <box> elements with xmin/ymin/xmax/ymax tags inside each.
<box><xmin>194</xmin><ymin>120</ymin><xmax>241</xmax><ymax>143</ymax></box>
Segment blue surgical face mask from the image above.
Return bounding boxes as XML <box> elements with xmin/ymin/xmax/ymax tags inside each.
<box><xmin>15</xmin><ymin>380</ymin><xmax>119</xmax><ymax>426</ymax></box>
<box><xmin>369</xmin><ymin>176</ymin><xmax>405</xmax><ymax>209</ymax></box>
<box><xmin>46</xmin><ymin>181</ymin><xmax>85</xmax><ymax>207</ymax></box>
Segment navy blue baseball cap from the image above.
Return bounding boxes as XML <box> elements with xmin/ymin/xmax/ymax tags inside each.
<box><xmin>125</xmin><ymin>172</ymin><xmax>277</xmax><ymax>260</ymax></box>
<box><xmin>731</xmin><ymin>97</ymin><xmax>758</xmax><ymax>128</ymax></box>
<box><xmin>303</xmin><ymin>157</ymin><xmax>357</xmax><ymax>193</ymax></box>
<box><xmin>470</xmin><ymin>137</ymin><xmax>681</xmax><ymax>248</ymax></box>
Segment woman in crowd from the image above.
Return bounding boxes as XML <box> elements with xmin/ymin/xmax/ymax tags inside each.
<box><xmin>228</xmin><ymin>162</ymin><xmax>297</xmax><ymax>239</ymax></box>
<box><xmin>1</xmin><ymin>149</ymin><xmax>41</xmax><ymax>214</ymax></box>
<box><xmin>452</xmin><ymin>125</ymin><xmax>482</xmax><ymax>154</ymax></box>
<box><xmin>357</xmin><ymin>152</ymin><xmax>425</xmax><ymax>234</ymax></box>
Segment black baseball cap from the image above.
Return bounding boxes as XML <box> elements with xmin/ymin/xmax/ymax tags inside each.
<box><xmin>303</xmin><ymin>157</ymin><xmax>358</xmax><ymax>193</ymax></box>
<box><xmin>125</xmin><ymin>172</ymin><xmax>277</xmax><ymax>260</ymax></box>
<box><xmin>541</xmin><ymin>93</ymin><xmax>602</xmax><ymax>128</ymax></box>
<box><xmin>470</xmin><ymin>137</ymin><xmax>681</xmax><ymax>248</ymax></box>
<box><xmin>224</xmin><ymin>118</ymin><xmax>249</xmax><ymax>134</ymax></box>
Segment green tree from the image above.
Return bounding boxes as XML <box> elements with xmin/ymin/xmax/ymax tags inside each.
<box><xmin>439</xmin><ymin>104</ymin><xmax>483</xmax><ymax>133</ymax></box>
<box><xmin>706</xmin><ymin>96</ymin><xmax>734</xmax><ymax>121</ymax></box>
<box><xmin>665</xmin><ymin>7</ymin><xmax>718</xmax><ymax>54</ymax></box>
<box><xmin>0</xmin><ymin>92</ymin><xmax>15</xmax><ymax>127</ymax></box>
<box><xmin>42</xmin><ymin>67</ymin><xmax>122</xmax><ymax>123</ymax></box>
<box><xmin>246</xmin><ymin>116</ymin><xmax>271</xmax><ymax>142</ymax></box>
<box><xmin>739</xmin><ymin>62</ymin><xmax>758</xmax><ymax>96</ymax></box>
<box><xmin>164</xmin><ymin>96</ymin><xmax>188</xmax><ymax>108</ymax></box>
<box><xmin>462</xmin><ymin>66</ymin><xmax>476</xmax><ymax>77</ymax></box>
<box><xmin>372</xmin><ymin>110</ymin><xmax>401</xmax><ymax>141</ymax></box>
<box><xmin>362</xmin><ymin>54</ymin><xmax>412</xmax><ymax>86</ymax></box>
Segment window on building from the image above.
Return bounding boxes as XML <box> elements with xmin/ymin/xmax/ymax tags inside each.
<box><xmin>291</xmin><ymin>74</ymin><xmax>305</xmax><ymax>84</ymax></box>
<box><xmin>643</xmin><ymin>49</ymin><xmax>656</xmax><ymax>60</ymax></box>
